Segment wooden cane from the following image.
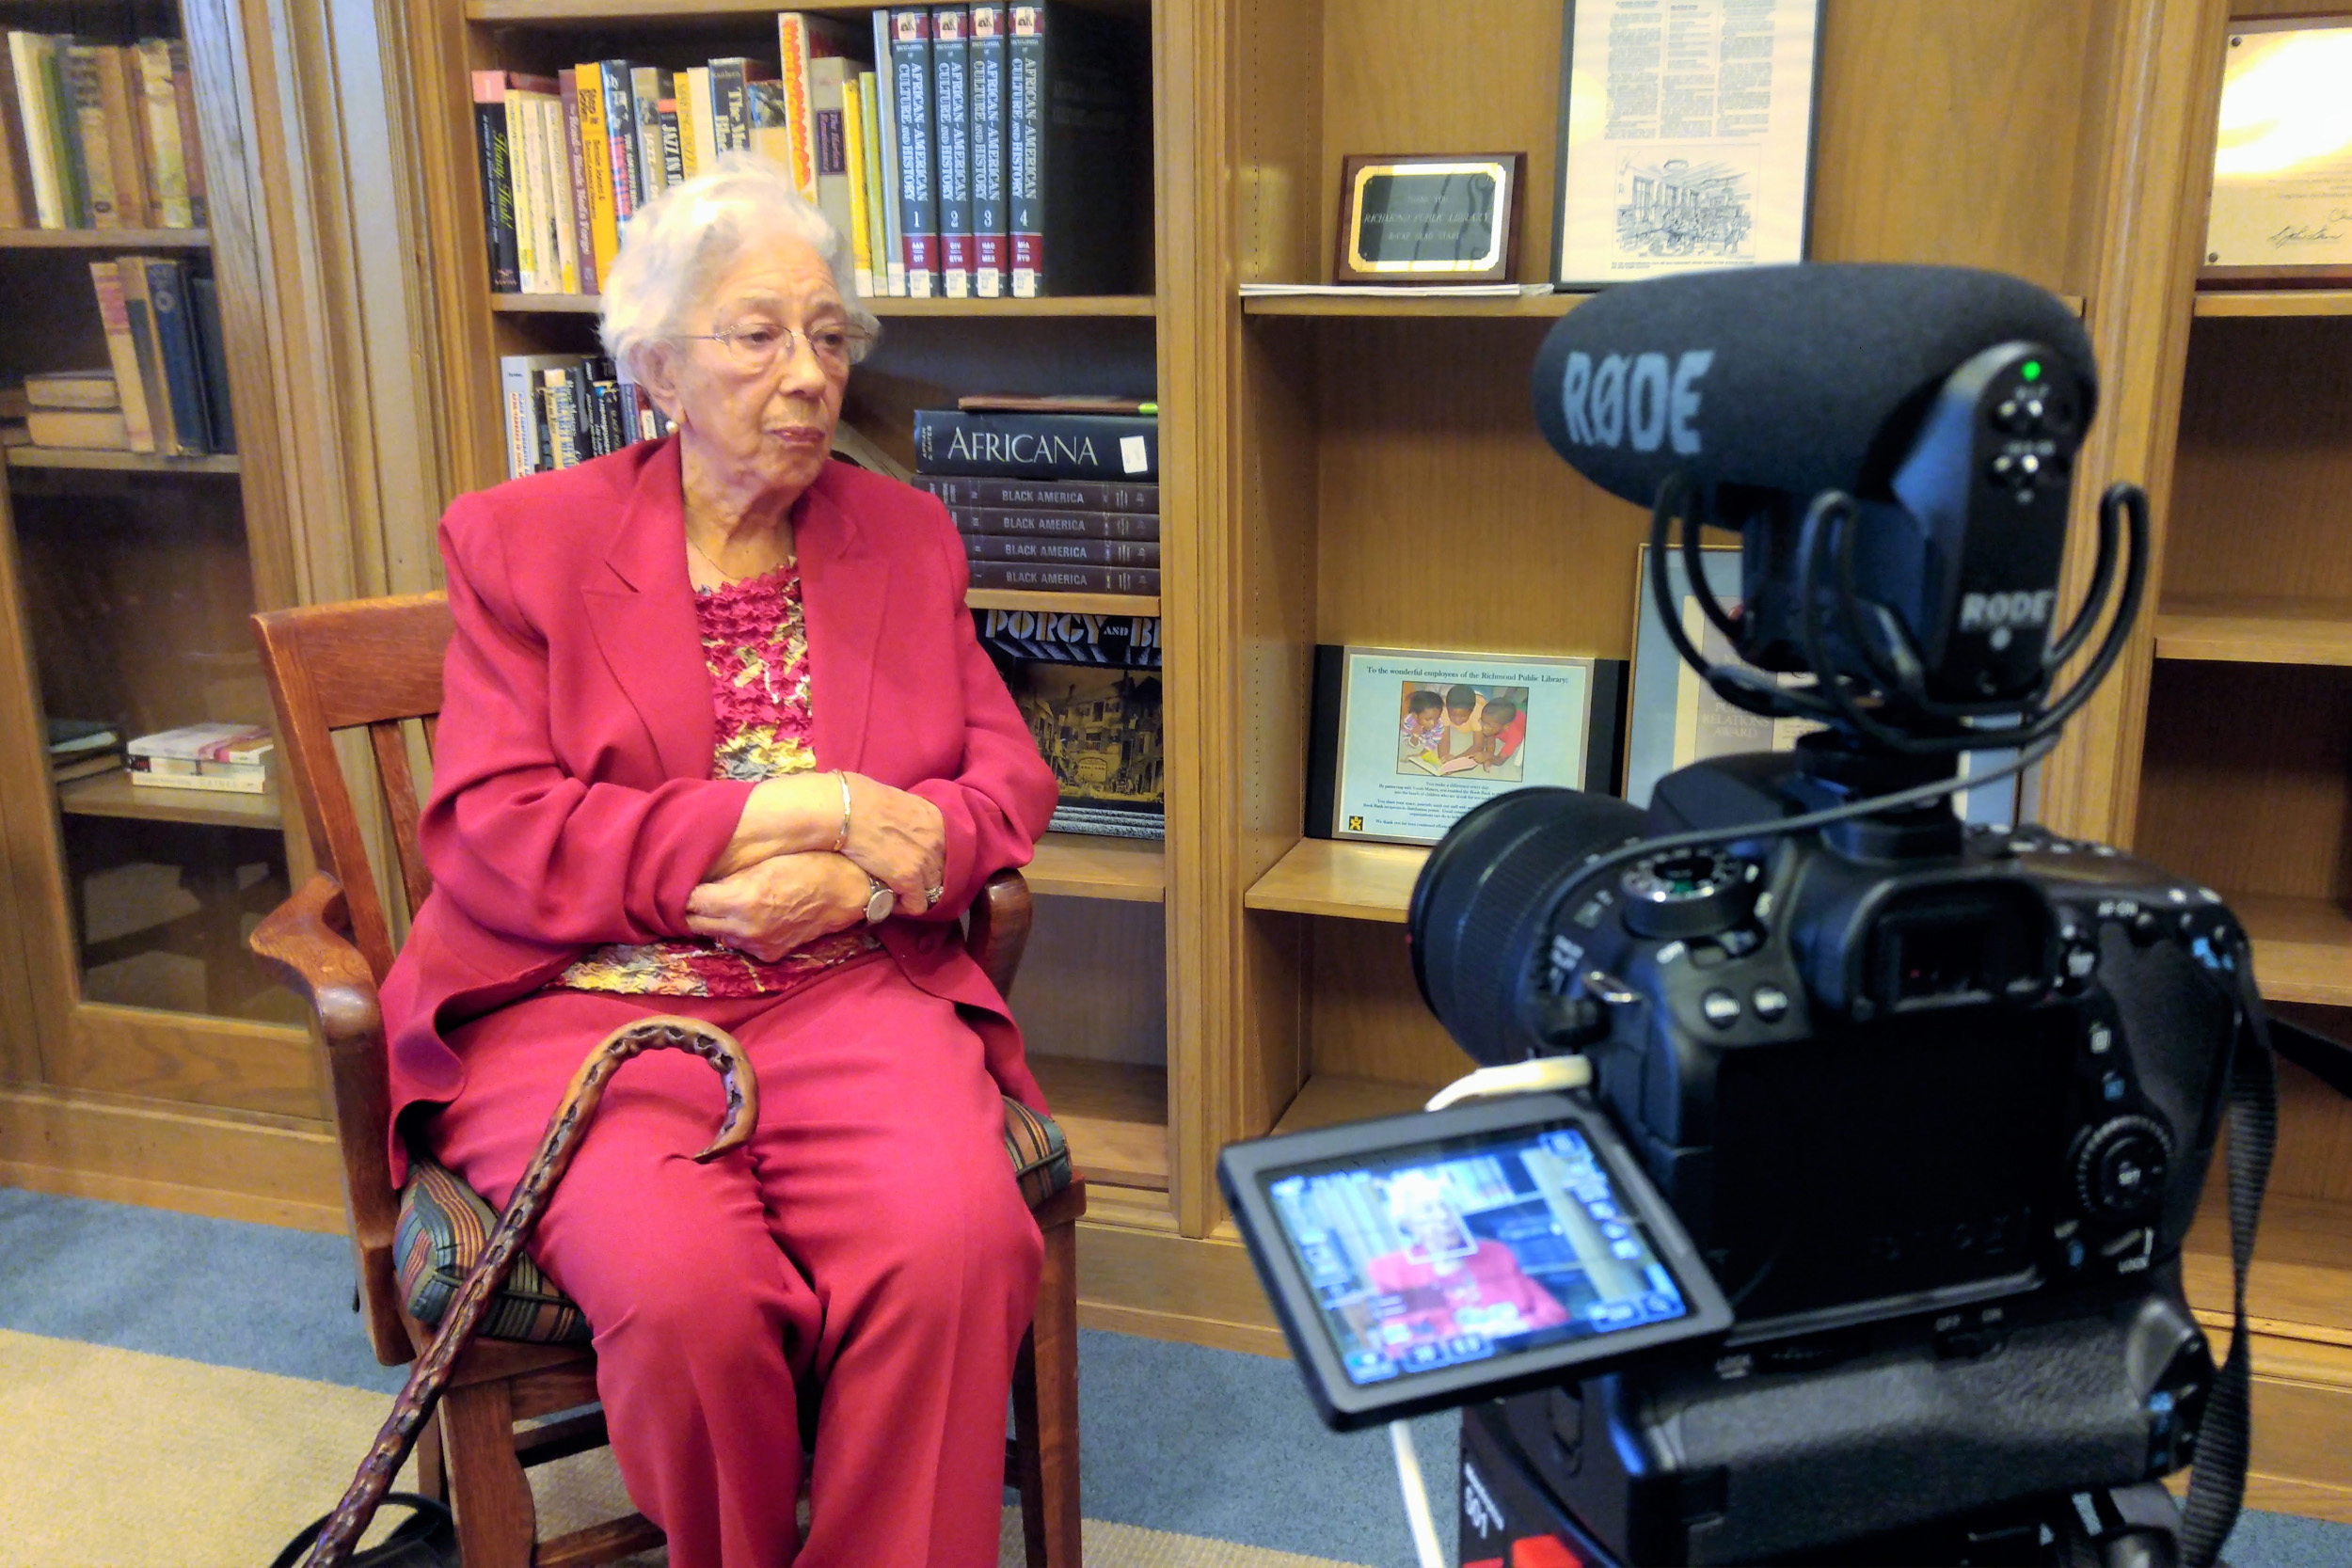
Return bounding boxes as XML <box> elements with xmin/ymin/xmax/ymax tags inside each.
<box><xmin>301</xmin><ymin>1015</ymin><xmax>757</xmax><ymax>1568</ymax></box>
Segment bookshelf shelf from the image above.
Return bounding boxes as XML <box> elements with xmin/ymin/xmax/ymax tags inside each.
<box><xmin>1244</xmin><ymin>837</ymin><xmax>1425</xmax><ymax>923</ymax></box>
<box><xmin>1270</xmin><ymin>1072</ymin><xmax>1431</xmax><ymax>1136</ymax></box>
<box><xmin>5</xmin><ymin>448</ymin><xmax>242</xmax><ymax>476</ymax></box>
<box><xmin>2193</xmin><ymin>290</ymin><xmax>2352</xmax><ymax>319</ymax></box>
<box><xmin>1026</xmin><ymin>832</ymin><xmax>1165</xmax><ymax>903</ymax></box>
<box><xmin>55</xmin><ymin>770</ymin><xmax>283</xmax><ymax>832</ymax></box>
<box><xmin>1025</xmin><ymin>1054</ymin><xmax>1168</xmax><ymax>1192</ymax></box>
<box><xmin>2153</xmin><ymin>597</ymin><xmax>2352</xmax><ymax>667</ymax></box>
<box><xmin>486</xmin><ymin>293</ymin><xmax>1157</xmax><ymax>319</ymax></box>
<box><xmin>2233</xmin><ymin>894</ymin><xmax>2352</xmax><ymax>1007</ymax></box>
<box><xmin>1242</xmin><ymin>292</ymin><xmax>1585</xmax><ymax>319</ymax></box>
<box><xmin>0</xmin><ymin>228</ymin><xmax>211</xmax><ymax>250</ymax></box>
<box><xmin>964</xmin><ymin>588</ymin><xmax>1158</xmax><ymax>617</ymax></box>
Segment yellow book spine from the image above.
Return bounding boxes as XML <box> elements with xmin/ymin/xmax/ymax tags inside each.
<box><xmin>575</xmin><ymin>62</ymin><xmax>619</xmax><ymax>288</ymax></box>
<box><xmin>842</xmin><ymin>74</ymin><xmax>874</xmax><ymax>296</ymax></box>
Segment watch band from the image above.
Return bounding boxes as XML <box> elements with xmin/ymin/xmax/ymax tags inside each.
<box><xmin>831</xmin><ymin>771</ymin><xmax>851</xmax><ymax>854</ymax></box>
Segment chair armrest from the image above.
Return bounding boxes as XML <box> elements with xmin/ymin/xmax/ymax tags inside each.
<box><xmin>965</xmin><ymin>868</ymin><xmax>1034</xmax><ymax>998</ymax></box>
<box><xmin>249</xmin><ymin>873</ymin><xmax>412</xmax><ymax>1367</ymax></box>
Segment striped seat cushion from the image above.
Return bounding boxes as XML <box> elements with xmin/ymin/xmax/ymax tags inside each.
<box><xmin>396</xmin><ymin>1096</ymin><xmax>1075</xmax><ymax>1342</ymax></box>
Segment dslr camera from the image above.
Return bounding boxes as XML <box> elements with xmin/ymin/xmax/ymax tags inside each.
<box><xmin>1221</xmin><ymin>266</ymin><xmax>2275</xmax><ymax>1566</ymax></box>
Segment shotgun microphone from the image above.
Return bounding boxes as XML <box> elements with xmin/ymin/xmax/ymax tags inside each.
<box><xmin>1529</xmin><ymin>263</ymin><xmax>2096</xmax><ymax>509</ymax></box>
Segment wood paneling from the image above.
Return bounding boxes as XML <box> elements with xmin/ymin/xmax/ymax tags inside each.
<box><xmin>49</xmin><ymin>1004</ymin><xmax>324</xmax><ymax>1122</ymax></box>
<box><xmin>1011</xmin><ymin>898</ymin><xmax>1168</xmax><ymax>1067</ymax></box>
<box><xmin>2167</xmin><ymin>318</ymin><xmax>2352</xmax><ymax>606</ymax></box>
<box><xmin>2136</xmin><ymin>662</ymin><xmax>2352</xmax><ymax>902</ymax></box>
<box><xmin>0</xmin><ymin>1083</ymin><xmax>342</xmax><ymax>1230</ymax></box>
<box><xmin>1311</xmin><ymin>317</ymin><xmax>1652</xmax><ymax>659</ymax></box>
<box><xmin>1808</xmin><ymin>1</ymin><xmax>2096</xmax><ymax>285</ymax></box>
<box><xmin>1307</xmin><ymin>917</ymin><xmax>1474</xmax><ymax>1089</ymax></box>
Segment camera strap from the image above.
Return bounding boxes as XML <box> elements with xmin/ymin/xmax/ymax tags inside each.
<box><xmin>2177</xmin><ymin>950</ymin><xmax>2280</xmax><ymax>1568</ymax></box>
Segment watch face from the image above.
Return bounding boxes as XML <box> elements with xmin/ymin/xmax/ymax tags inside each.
<box><xmin>866</xmin><ymin>882</ymin><xmax>897</xmax><ymax>923</ymax></box>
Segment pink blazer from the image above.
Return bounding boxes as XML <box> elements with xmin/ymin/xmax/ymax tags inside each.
<box><xmin>377</xmin><ymin>437</ymin><xmax>1059</xmax><ymax>1182</ymax></box>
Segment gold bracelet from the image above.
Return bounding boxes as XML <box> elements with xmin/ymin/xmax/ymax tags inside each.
<box><xmin>832</xmin><ymin>771</ymin><xmax>851</xmax><ymax>854</ymax></box>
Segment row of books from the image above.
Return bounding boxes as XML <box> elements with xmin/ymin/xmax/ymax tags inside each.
<box><xmin>914</xmin><ymin>408</ymin><xmax>1159</xmax><ymax>593</ymax></box>
<box><xmin>472</xmin><ymin>3</ymin><xmax>1141</xmax><ymax>302</ymax></box>
<box><xmin>497</xmin><ymin>353</ymin><xmax>661</xmax><ymax>480</ymax></box>
<box><xmin>2</xmin><ymin>34</ymin><xmax>208</xmax><ymax>230</ymax></box>
<box><xmin>45</xmin><ymin>719</ymin><xmax>272</xmax><ymax>796</ymax></box>
<box><xmin>9</xmin><ymin>258</ymin><xmax>233</xmax><ymax>455</ymax></box>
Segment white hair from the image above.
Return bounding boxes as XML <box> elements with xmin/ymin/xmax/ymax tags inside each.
<box><xmin>1385</xmin><ymin>1169</ymin><xmax>1454</xmax><ymax>1223</ymax></box>
<box><xmin>598</xmin><ymin>151</ymin><xmax>879</xmax><ymax>383</ymax></box>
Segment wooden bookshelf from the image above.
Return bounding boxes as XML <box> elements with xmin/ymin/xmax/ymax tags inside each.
<box><xmin>1244</xmin><ymin>837</ymin><xmax>1423</xmax><ymax>923</ymax></box>
<box><xmin>1025</xmin><ymin>1054</ymin><xmax>1168</xmax><ymax>1193</ymax></box>
<box><xmin>6</xmin><ymin>448</ymin><xmax>242</xmax><ymax>476</ymax></box>
<box><xmin>0</xmin><ymin>228</ymin><xmax>211</xmax><ymax>249</ymax></box>
<box><xmin>1025</xmin><ymin>832</ymin><xmax>1165</xmax><ymax>904</ymax></box>
<box><xmin>467</xmin><ymin>0</ymin><xmax>880</xmax><ymax>22</ymax></box>
<box><xmin>1242</xmin><ymin>292</ymin><xmax>1586</xmax><ymax>319</ymax></box>
<box><xmin>2232</xmin><ymin>895</ymin><xmax>2352</xmax><ymax>1008</ymax></box>
<box><xmin>1270</xmin><ymin>1071</ymin><xmax>1429</xmax><ymax>1136</ymax></box>
<box><xmin>964</xmin><ymin>589</ymin><xmax>1159</xmax><ymax>618</ymax></box>
<box><xmin>2193</xmin><ymin>289</ymin><xmax>2352</xmax><ymax>318</ymax></box>
<box><xmin>487</xmin><ymin>291</ymin><xmax>1156</xmax><ymax>318</ymax></box>
<box><xmin>54</xmin><ymin>770</ymin><xmax>283</xmax><ymax>832</ymax></box>
<box><xmin>2153</xmin><ymin>596</ymin><xmax>2352</xmax><ymax>667</ymax></box>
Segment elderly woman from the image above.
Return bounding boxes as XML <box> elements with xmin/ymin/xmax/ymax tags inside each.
<box><xmin>376</xmin><ymin>155</ymin><xmax>1059</xmax><ymax>1567</ymax></box>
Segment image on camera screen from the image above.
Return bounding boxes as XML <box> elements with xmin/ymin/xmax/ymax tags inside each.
<box><xmin>1266</xmin><ymin>1128</ymin><xmax>1690</xmax><ymax>1386</ymax></box>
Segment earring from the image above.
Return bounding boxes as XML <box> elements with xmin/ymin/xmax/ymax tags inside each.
<box><xmin>665</xmin><ymin>419</ymin><xmax>679</xmax><ymax>435</ymax></box>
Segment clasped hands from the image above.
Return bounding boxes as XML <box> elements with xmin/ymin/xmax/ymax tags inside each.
<box><xmin>685</xmin><ymin>771</ymin><xmax>946</xmax><ymax>962</ymax></box>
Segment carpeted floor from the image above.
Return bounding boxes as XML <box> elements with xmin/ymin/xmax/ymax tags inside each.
<box><xmin>0</xmin><ymin>1187</ymin><xmax>2345</xmax><ymax>1568</ymax></box>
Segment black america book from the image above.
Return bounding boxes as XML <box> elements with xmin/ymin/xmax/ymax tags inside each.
<box><xmin>914</xmin><ymin>475</ymin><xmax>1156</xmax><ymax>513</ymax></box>
<box><xmin>913</xmin><ymin>407</ymin><xmax>1156</xmax><ymax>481</ymax></box>
<box><xmin>978</xmin><ymin>606</ymin><xmax>1163</xmax><ymax>838</ymax></box>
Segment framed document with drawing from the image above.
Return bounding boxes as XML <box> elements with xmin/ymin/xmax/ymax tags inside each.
<box><xmin>1550</xmin><ymin>0</ymin><xmax>1823</xmax><ymax>288</ymax></box>
<box><xmin>1306</xmin><ymin>646</ymin><xmax>1625</xmax><ymax>846</ymax></box>
<box><xmin>1626</xmin><ymin>546</ymin><xmax>2023</xmax><ymax>825</ymax></box>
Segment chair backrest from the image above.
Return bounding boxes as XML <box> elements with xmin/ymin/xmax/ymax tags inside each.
<box><xmin>253</xmin><ymin>594</ymin><xmax>454</xmax><ymax>982</ymax></box>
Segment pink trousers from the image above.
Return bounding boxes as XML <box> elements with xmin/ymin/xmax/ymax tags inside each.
<box><xmin>426</xmin><ymin>958</ymin><xmax>1043</xmax><ymax>1568</ymax></box>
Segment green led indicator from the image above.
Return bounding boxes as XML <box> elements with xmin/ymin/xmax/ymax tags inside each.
<box><xmin>2022</xmin><ymin>360</ymin><xmax>2042</xmax><ymax>382</ymax></box>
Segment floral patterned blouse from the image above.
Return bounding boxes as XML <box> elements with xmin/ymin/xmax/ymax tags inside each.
<box><xmin>553</xmin><ymin>561</ymin><xmax>882</xmax><ymax>998</ymax></box>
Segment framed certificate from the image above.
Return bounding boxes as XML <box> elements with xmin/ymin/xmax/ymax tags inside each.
<box><xmin>1307</xmin><ymin>645</ymin><xmax>1625</xmax><ymax>846</ymax></box>
<box><xmin>1334</xmin><ymin>153</ymin><xmax>1527</xmax><ymax>284</ymax></box>
<box><xmin>2202</xmin><ymin>17</ymin><xmax>2352</xmax><ymax>284</ymax></box>
<box><xmin>1625</xmin><ymin>546</ymin><xmax>2022</xmax><ymax>825</ymax></box>
<box><xmin>1549</xmin><ymin>0</ymin><xmax>1824</xmax><ymax>288</ymax></box>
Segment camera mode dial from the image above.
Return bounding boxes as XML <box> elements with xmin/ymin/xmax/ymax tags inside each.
<box><xmin>2071</xmin><ymin>1115</ymin><xmax>2172</xmax><ymax>1222</ymax></box>
<box><xmin>1620</xmin><ymin>849</ymin><xmax>1756</xmax><ymax>940</ymax></box>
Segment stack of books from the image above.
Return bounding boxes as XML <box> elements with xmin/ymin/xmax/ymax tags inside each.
<box><xmin>125</xmin><ymin>721</ymin><xmax>272</xmax><ymax>795</ymax></box>
<box><xmin>3</xmin><ymin>34</ymin><xmax>207</xmax><ymax>231</ymax></box>
<box><xmin>913</xmin><ymin>402</ymin><xmax>1159</xmax><ymax>595</ymax></box>
<box><xmin>46</xmin><ymin>718</ymin><xmax>122</xmax><ymax>784</ymax></box>
<box><xmin>23</xmin><ymin>368</ymin><xmax>125</xmax><ymax>451</ymax></box>
<box><xmin>469</xmin><ymin>4</ymin><xmax>1143</xmax><ymax>303</ymax></box>
<box><xmin>87</xmin><ymin>257</ymin><xmax>233</xmax><ymax>455</ymax></box>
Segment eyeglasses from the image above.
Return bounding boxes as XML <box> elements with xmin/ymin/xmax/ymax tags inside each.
<box><xmin>677</xmin><ymin>319</ymin><xmax>875</xmax><ymax>376</ymax></box>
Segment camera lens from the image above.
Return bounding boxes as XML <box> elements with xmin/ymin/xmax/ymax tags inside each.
<box><xmin>1408</xmin><ymin>788</ymin><xmax>1646</xmax><ymax>1064</ymax></box>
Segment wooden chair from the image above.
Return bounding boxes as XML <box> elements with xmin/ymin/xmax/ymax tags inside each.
<box><xmin>246</xmin><ymin>593</ymin><xmax>1085</xmax><ymax>1568</ymax></box>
